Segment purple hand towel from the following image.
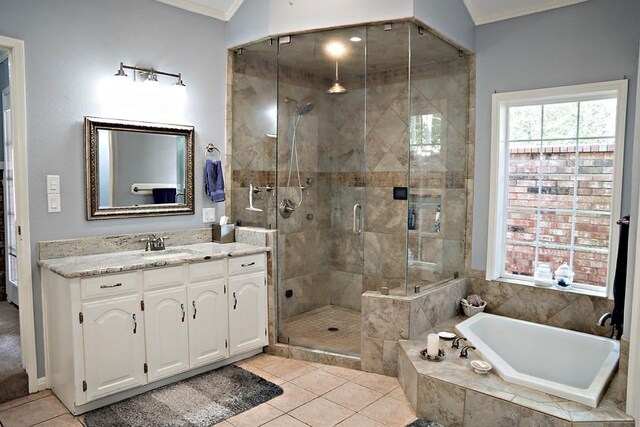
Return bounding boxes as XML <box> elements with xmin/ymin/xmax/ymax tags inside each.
<box><xmin>205</xmin><ymin>159</ymin><xmax>225</xmax><ymax>202</ymax></box>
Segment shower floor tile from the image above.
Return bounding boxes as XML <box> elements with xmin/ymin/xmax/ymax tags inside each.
<box><xmin>280</xmin><ymin>305</ymin><xmax>361</xmax><ymax>356</ymax></box>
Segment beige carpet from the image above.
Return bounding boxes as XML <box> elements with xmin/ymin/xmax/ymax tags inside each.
<box><xmin>0</xmin><ymin>301</ymin><xmax>28</xmax><ymax>404</ymax></box>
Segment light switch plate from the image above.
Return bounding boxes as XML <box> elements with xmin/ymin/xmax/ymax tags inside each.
<box><xmin>47</xmin><ymin>175</ymin><xmax>60</xmax><ymax>194</ymax></box>
<box><xmin>202</xmin><ymin>207</ymin><xmax>216</xmax><ymax>223</ymax></box>
<box><xmin>47</xmin><ymin>193</ymin><xmax>61</xmax><ymax>213</ymax></box>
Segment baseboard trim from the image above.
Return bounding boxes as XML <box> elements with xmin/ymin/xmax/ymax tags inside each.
<box><xmin>37</xmin><ymin>377</ymin><xmax>47</xmax><ymax>391</ymax></box>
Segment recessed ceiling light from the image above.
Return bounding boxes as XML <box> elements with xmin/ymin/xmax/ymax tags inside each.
<box><xmin>350</xmin><ymin>36</ymin><xmax>362</xmax><ymax>42</ymax></box>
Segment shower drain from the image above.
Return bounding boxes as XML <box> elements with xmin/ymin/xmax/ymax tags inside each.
<box><xmin>328</xmin><ymin>327</ymin><xmax>339</xmax><ymax>332</ymax></box>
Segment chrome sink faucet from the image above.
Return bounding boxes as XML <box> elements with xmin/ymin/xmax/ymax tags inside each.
<box><xmin>140</xmin><ymin>234</ymin><xmax>168</xmax><ymax>251</ymax></box>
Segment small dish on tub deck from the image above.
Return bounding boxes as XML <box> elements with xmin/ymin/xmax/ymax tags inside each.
<box><xmin>470</xmin><ymin>360</ymin><xmax>492</xmax><ymax>375</ymax></box>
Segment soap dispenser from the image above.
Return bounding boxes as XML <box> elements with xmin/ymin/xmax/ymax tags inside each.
<box><xmin>554</xmin><ymin>263</ymin><xmax>575</xmax><ymax>289</ymax></box>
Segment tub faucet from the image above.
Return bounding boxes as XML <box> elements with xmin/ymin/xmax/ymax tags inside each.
<box><xmin>452</xmin><ymin>336</ymin><xmax>467</xmax><ymax>349</ymax></box>
<box><xmin>597</xmin><ymin>312</ymin><xmax>612</xmax><ymax>327</ymax></box>
<box><xmin>460</xmin><ymin>345</ymin><xmax>476</xmax><ymax>359</ymax></box>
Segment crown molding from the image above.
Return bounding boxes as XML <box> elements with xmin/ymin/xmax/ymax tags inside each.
<box><xmin>462</xmin><ymin>0</ymin><xmax>481</xmax><ymax>25</ymax></box>
<box><xmin>155</xmin><ymin>0</ymin><xmax>245</xmax><ymax>21</ymax></box>
<box><xmin>466</xmin><ymin>0</ymin><xmax>588</xmax><ymax>26</ymax></box>
<box><xmin>224</xmin><ymin>0</ymin><xmax>245</xmax><ymax>20</ymax></box>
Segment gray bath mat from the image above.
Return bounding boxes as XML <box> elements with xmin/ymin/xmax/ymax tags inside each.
<box><xmin>83</xmin><ymin>365</ymin><xmax>283</xmax><ymax>427</ymax></box>
<box><xmin>407</xmin><ymin>420</ymin><xmax>444</xmax><ymax>427</ymax></box>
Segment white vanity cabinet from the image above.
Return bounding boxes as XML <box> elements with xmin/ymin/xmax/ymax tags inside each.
<box><xmin>187</xmin><ymin>261</ymin><xmax>229</xmax><ymax>367</ymax></box>
<box><xmin>228</xmin><ymin>254</ymin><xmax>268</xmax><ymax>355</ymax></box>
<box><xmin>143</xmin><ymin>266</ymin><xmax>190</xmax><ymax>381</ymax></box>
<box><xmin>81</xmin><ymin>293</ymin><xmax>146</xmax><ymax>401</ymax></box>
<box><xmin>42</xmin><ymin>252</ymin><xmax>268</xmax><ymax>415</ymax></box>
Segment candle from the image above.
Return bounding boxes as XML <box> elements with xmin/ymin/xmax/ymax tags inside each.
<box><xmin>427</xmin><ymin>333</ymin><xmax>440</xmax><ymax>357</ymax></box>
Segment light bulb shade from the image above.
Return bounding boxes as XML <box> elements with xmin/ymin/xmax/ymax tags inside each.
<box><xmin>327</xmin><ymin>82</ymin><xmax>348</xmax><ymax>94</ymax></box>
<box><xmin>146</xmin><ymin>73</ymin><xmax>158</xmax><ymax>83</ymax></box>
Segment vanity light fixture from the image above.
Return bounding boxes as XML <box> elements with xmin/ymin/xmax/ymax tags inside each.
<box><xmin>113</xmin><ymin>62</ymin><xmax>186</xmax><ymax>87</ymax></box>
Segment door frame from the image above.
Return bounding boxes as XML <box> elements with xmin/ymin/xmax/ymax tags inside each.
<box><xmin>0</xmin><ymin>35</ymin><xmax>37</xmax><ymax>393</ymax></box>
<box><xmin>625</xmin><ymin>45</ymin><xmax>640</xmax><ymax>418</ymax></box>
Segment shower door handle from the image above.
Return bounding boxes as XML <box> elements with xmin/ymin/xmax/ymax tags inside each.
<box><xmin>353</xmin><ymin>204</ymin><xmax>362</xmax><ymax>235</ymax></box>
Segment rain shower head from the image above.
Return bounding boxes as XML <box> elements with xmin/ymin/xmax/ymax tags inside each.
<box><xmin>297</xmin><ymin>103</ymin><xmax>314</xmax><ymax>115</ymax></box>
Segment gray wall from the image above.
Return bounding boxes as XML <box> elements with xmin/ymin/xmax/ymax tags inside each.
<box><xmin>473</xmin><ymin>0</ymin><xmax>640</xmax><ymax>338</ymax></box>
<box><xmin>225</xmin><ymin>0</ymin><xmax>475</xmax><ymax>50</ymax></box>
<box><xmin>412</xmin><ymin>0</ymin><xmax>475</xmax><ymax>52</ymax></box>
<box><xmin>225</xmin><ymin>0</ymin><xmax>413</xmax><ymax>48</ymax></box>
<box><xmin>0</xmin><ymin>0</ymin><xmax>226</xmax><ymax>376</ymax></box>
<box><xmin>473</xmin><ymin>0</ymin><xmax>640</xmax><ymax>269</ymax></box>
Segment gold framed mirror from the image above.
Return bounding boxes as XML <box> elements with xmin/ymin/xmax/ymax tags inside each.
<box><xmin>84</xmin><ymin>117</ymin><xmax>195</xmax><ymax>220</ymax></box>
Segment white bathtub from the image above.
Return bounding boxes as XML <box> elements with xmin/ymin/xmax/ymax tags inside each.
<box><xmin>455</xmin><ymin>313</ymin><xmax>619</xmax><ymax>407</ymax></box>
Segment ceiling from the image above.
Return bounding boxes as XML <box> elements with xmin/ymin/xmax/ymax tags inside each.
<box><xmin>156</xmin><ymin>0</ymin><xmax>589</xmax><ymax>25</ymax></box>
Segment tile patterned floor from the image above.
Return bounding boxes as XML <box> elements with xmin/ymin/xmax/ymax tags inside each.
<box><xmin>0</xmin><ymin>354</ymin><xmax>417</xmax><ymax>427</ymax></box>
<box><xmin>280</xmin><ymin>306</ymin><xmax>361</xmax><ymax>356</ymax></box>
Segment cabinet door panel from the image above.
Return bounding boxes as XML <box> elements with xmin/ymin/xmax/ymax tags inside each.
<box><xmin>82</xmin><ymin>295</ymin><xmax>145</xmax><ymax>401</ymax></box>
<box><xmin>228</xmin><ymin>272</ymin><xmax>267</xmax><ymax>355</ymax></box>
<box><xmin>144</xmin><ymin>287</ymin><xmax>189</xmax><ymax>381</ymax></box>
<box><xmin>187</xmin><ymin>280</ymin><xmax>229</xmax><ymax>367</ymax></box>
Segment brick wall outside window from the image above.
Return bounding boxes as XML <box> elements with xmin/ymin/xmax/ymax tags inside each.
<box><xmin>505</xmin><ymin>144</ymin><xmax>613</xmax><ymax>287</ymax></box>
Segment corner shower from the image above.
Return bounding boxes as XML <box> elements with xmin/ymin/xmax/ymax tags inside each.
<box><xmin>230</xmin><ymin>21</ymin><xmax>471</xmax><ymax>357</ymax></box>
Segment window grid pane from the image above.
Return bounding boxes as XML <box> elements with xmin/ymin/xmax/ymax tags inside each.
<box><xmin>504</xmin><ymin>99</ymin><xmax>615</xmax><ymax>287</ymax></box>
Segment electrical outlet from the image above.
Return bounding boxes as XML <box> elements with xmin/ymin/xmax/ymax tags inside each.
<box><xmin>202</xmin><ymin>207</ymin><xmax>216</xmax><ymax>223</ymax></box>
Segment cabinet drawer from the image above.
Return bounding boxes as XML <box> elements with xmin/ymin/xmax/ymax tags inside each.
<box><xmin>228</xmin><ymin>254</ymin><xmax>265</xmax><ymax>276</ymax></box>
<box><xmin>80</xmin><ymin>272</ymin><xmax>139</xmax><ymax>300</ymax></box>
<box><xmin>143</xmin><ymin>265</ymin><xmax>186</xmax><ymax>290</ymax></box>
<box><xmin>189</xmin><ymin>260</ymin><xmax>225</xmax><ymax>283</ymax></box>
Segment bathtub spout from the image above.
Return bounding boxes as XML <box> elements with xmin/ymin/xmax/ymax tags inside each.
<box><xmin>597</xmin><ymin>312</ymin><xmax>612</xmax><ymax>327</ymax></box>
<box><xmin>460</xmin><ymin>345</ymin><xmax>476</xmax><ymax>359</ymax></box>
<box><xmin>452</xmin><ymin>336</ymin><xmax>467</xmax><ymax>349</ymax></box>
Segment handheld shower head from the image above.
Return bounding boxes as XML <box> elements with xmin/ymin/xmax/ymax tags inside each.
<box><xmin>285</xmin><ymin>97</ymin><xmax>314</xmax><ymax>116</ymax></box>
<box><xmin>297</xmin><ymin>103</ymin><xmax>314</xmax><ymax>116</ymax></box>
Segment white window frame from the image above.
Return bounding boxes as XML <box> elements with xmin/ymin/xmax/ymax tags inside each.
<box><xmin>486</xmin><ymin>80</ymin><xmax>628</xmax><ymax>297</ymax></box>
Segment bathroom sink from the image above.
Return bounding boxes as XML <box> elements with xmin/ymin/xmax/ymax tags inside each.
<box><xmin>139</xmin><ymin>248</ymin><xmax>201</xmax><ymax>260</ymax></box>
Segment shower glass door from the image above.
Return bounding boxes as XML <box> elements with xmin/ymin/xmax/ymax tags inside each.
<box><xmin>276</xmin><ymin>27</ymin><xmax>366</xmax><ymax>356</ymax></box>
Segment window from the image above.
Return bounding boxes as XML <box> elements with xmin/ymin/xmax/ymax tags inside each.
<box><xmin>487</xmin><ymin>81</ymin><xmax>628</xmax><ymax>295</ymax></box>
<box><xmin>410</xmin><ymin>113</ymin><xmax>442</xmax><ymax>157</ymax></box>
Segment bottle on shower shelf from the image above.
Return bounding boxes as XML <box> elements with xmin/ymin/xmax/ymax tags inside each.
<box><xmin>408</xmin><ymin>207</ymin><xmax>416</xmax><ymax>230</ymax></box>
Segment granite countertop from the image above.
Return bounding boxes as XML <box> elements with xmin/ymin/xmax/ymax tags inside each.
<box><xmin>401</xmin><ymin>317</ymin><xmax>633</xmax><ymax>423</ymax></box>
<box><xmin>38</xmin><ymin>242</ymin><xmax>270</xmax><ymax>278</ymax></box>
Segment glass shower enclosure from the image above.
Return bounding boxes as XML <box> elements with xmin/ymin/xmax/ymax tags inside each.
<box><xmin>230</xmin><ymin>21</ymin><xmax>470</xmax><ymax>357</ymax></box>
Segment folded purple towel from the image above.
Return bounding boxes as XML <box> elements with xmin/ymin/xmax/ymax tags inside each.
<box><xmin>205</xmin><ymin>159</ymin><xmax>225</xmax><ymax>202</ymax></box>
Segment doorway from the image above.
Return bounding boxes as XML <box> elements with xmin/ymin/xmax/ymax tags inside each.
<box><xmin>0</xmin><ymin>47</ymin><xmax>27</xmax><ymax>403</ymax></box>
<box><xmin>0</xmin><ymin>35</ymin><xmax>36</xmax><ymax>400</ymax></box>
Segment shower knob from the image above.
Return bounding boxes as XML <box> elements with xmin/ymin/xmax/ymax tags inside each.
<box><xmin>306</xmin><ymin>213</ymin><xmax>314</xmax><ymax>221</ymax></box>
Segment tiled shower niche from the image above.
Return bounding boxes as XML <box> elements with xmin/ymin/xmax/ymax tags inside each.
<box><xmin>228</xmin><ymin>22</ymin><xmax>471</xmax><ymax>357</ymax></box>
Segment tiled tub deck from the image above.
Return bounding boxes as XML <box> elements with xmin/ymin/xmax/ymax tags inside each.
<box><xmin>398</xmin><ymin>319</ymin><xmax>633</xmax><ymax>427</ymax></box>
